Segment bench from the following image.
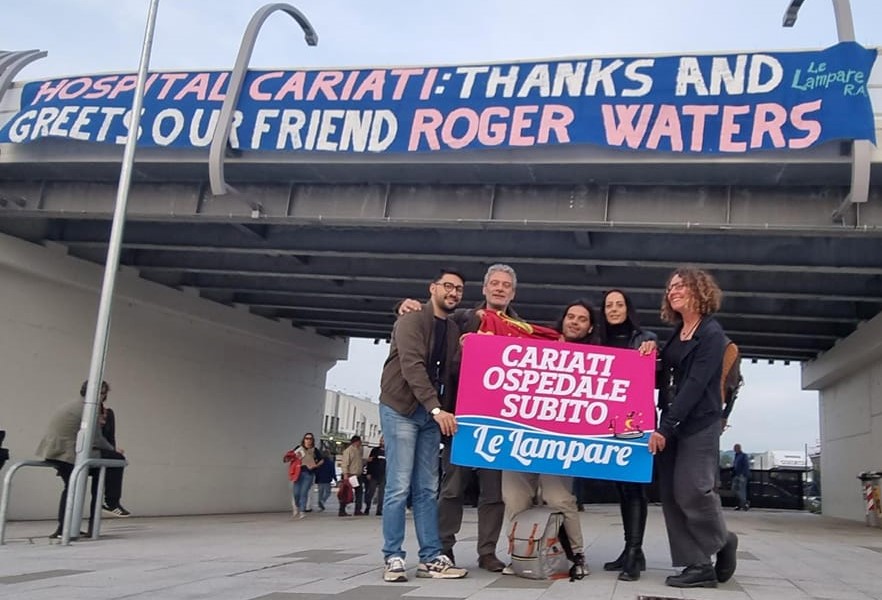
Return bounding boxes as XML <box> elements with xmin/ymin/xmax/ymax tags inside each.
<box><xmin>0</xmin><ymin>457</ymin><xmax>127</xmax><ymax>545</ymax></box>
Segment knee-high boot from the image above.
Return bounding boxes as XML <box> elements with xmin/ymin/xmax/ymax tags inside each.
<box><xmin>603</xmin><ymin>494</ymin><xmax>632</xmax><ymax>571</ymax></box>
<box><xmin>618</xmin><ymin>494</ymin><xmax>647</xmax><ymax>581</ymax></box>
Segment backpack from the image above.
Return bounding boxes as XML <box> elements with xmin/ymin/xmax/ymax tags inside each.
<box><xmin>506</xmin><ymin>507</ymin><xmax>574</xmax><ymax>580</ymax></box>
<box><xmin>721</xmin><ymin>337</ymin><xmax>744</xmax><ymax>421</ymax></box>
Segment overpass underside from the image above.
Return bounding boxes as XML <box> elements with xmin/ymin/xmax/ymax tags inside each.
<box><xmin>1</xmin><ymin>143</ymin><xmax>881</xmax><ymax>362</ymax></box>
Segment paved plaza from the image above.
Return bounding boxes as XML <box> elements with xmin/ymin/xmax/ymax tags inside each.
<box><xmin>1</xmin><ymin>502</ymin><xmax>881</xmax><ymax>600</ymax></box>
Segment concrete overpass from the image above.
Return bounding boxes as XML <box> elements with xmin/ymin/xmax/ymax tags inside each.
<box><xmin>0</xmin><ymin>46</ymin><xmax>881</xmax><ymax>523</ymax></box>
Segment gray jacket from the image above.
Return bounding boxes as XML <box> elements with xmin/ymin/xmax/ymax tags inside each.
<box><xmin>36</xmin><ymin>398</ymin><xmax>114</xmax><ymax>464</ymax></box>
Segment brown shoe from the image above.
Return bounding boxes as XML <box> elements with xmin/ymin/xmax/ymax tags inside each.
<box><xmin>478</xmin><ymin>553</ymin><xmax>505</xmax><ymax>572</ymax></box>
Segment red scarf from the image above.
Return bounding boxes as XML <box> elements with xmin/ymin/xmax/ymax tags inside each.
<box><xmin>478</xmin><ymin>310</ymin><xmax>561</xmax><ymax>340</ymax></box>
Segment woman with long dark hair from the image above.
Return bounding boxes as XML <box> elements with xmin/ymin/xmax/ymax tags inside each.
<box><xmin>599</xmin><ymin>289</ymin><xmax>657</xmax><ymax>581</ymax></box>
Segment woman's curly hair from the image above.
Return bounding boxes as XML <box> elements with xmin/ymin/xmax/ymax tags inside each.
<box><xmin>660</xmin><ymin>267</ymin><xmax>723</xmax><ymax>323</ymax></box>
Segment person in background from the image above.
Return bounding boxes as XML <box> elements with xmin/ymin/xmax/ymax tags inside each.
<box><xmin>364</xmin><ymin>435</ymin><xmax>386</xmax><ymax>516</ymax></box>
<box><xmin>314</xmin><ymin>451</ymin><xmax>337</xmax><ymax>512</ymax></box>
<box><xmin>36</xmin><ymin>380</ymin><xmax>118</xmax><ymax>539</ymax></box>
<box><xmin>285</xmin><ymin>433</ymin><xmax>324</xmax><ymax>519</ymax></box>
<box><xmin>732</xmin><ymin>444</ymin><xmax>750</xmax><ymax>511</ymax></box>
<box><xmin>340</xmin><ymin>435</ymin><xmax>364</xmax><ymax>516</ymax></box>
<box><xmin>93</xmin><ymin>384</ymin><xmax>130</xmax><ymax>518</ymax></box>
<box><xmin>649</xmin><ymin>267</ymin><xmax>738</xmax><ymax>588</ymax></box>
<box><xmin>598</xmin><ymin>289</ymin><xmax>657</xmax><ymax>581</ymax></box>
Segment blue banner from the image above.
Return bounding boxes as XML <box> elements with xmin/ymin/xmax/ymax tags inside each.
<box><xmin>0</xmin><ymin>42</ymin><xmax>875</xmax><ymax>154</ymax></box>
<box><xmin>451</xmin><ymin>417</ymin><xmax>654</xmax><ymax>483</ymax></box>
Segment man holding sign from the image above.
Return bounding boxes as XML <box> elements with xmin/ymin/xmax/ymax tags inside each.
<box><xmin>399</xmin><ymin>264</ymin><xmax>521</xmax><ymax>572</ymax></box>
<box><xmin>378</xmin><ymin>269</ymin><xmax>468</xmax><ymax>582</ymax></box>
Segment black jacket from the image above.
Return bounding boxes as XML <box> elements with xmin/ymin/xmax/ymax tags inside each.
<box><xmin>658</xmin><ymin>316</ymin><xmax>725</xmax><ymax>439</ymax></box>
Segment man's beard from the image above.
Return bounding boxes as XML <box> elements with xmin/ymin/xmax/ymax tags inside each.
<box><xmin>436</xmin><ymin>298</ymin><xmax>456</xmax><ymax>314</ymax></box>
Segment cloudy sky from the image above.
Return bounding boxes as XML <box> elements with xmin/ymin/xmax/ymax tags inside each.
<box><xmin>5</xmin><ymin>0</ymin><xmax>881</xmax><ymax>451</ymax></box>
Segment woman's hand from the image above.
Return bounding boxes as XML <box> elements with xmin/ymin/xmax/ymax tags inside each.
<box><xmin>648</xmin><ymin>431</ymin><xmax>666</xmax><ymax>454</ymax></box>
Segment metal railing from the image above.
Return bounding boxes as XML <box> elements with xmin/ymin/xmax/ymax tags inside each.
<box><xmin>0</xmin><ymin>457</ymin><xmax>127</xmax><ymax>545</ymax></box>
<box><xmin>62</xmin><ymin>458</ymin><xmax>128</xmax><ymax>545</ymax></box>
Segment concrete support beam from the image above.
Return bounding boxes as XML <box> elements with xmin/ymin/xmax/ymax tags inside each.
<box><xmin>802</xmin><ymin>311</ymin><xmax>882</xmax><ymax>390</ymax></box>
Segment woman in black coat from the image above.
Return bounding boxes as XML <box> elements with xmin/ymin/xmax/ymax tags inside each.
<box><xmin>600</xmin><ymin>289</ymin><xmax>657</xmax><ymax>581</ymax></box>
<box><xmin>648</xmin><ymin>268</ymin><xmax>737</xmax><ymax>588</ymax></box>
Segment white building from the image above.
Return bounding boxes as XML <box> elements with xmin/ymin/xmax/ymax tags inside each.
<box><xmin>322</xmin><ymin>390</ymin><xmax>381</xmax><ymax>448</ymax></box>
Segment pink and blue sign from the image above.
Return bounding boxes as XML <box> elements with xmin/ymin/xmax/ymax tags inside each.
<box><xmin>450</xmin><ymin>334</ymin><xmax>656</xmax><ymax>483</ymax></box>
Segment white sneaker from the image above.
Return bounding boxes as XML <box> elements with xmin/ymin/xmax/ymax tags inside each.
<box><xmin>417</xmin><ymin>554</ymin><xmax>468</xmax><ymax>579</ymax></box>
<box><xmin>384</xmin><ymin>556</ymin><xmax>408</xmax><ymax>582</ymax></box>
<box><xmin>502</xmin><ymin>564</ymin><xmax>515</xmax><ymax>575</ymax></box>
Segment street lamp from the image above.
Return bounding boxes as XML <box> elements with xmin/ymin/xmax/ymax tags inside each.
<box><xmin>65</xmin><ymin>0</ymin><xmax>161</xmax><ymax>544</ymax></box>
<box><xmin>782</xmin><ymin>0</ymin><xmax>805</xmax><ymax>27</ymax></box>
<box><xmin>208</xmin><ymin>3</ymin><xmax>318</xmax><ymax>198</ymax></box>
<box><xmin>782</xmin><ymin>0</ymin><xmax>870</xmax><ymax>222</ymax></box>
<box><xmin>781</xmin><ymin>0</ymin><xmax>855</xmax><ymax>41</ymax></box>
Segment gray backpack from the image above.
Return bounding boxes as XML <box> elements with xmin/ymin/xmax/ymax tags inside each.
<box><xmin>506</xmin><ymin>507</ymin><xmax>572</xmax><ymax>580</ymax></box>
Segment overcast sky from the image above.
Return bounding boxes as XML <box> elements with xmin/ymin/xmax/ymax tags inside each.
<box><xmin>5</xmin><ymin>0</ymin><xmax>881</xmax><ymax>452</ymax></box>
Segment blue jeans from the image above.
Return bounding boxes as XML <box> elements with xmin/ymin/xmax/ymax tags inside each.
<box><xmin>293</xmin><ymin>470</ymin><xmax>315</xmax><ymax>512</ymax></box>
<box><xmin>380</xmin><ymin>403</ymin><xmax>442</xmax><ymax>563</ymax></box>
<box><xmin>316</xmin><ymin>482</ymin><xmax>332</xmax><ymax>509</ymax></box>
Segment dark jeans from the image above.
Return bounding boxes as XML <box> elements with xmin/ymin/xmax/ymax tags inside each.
<box><xmin>47</xmin><ymin>459</ymin><xmax>96</xmax><ymax>535</ymax></box>
<box><xmin>364</xmin><ymin>475</ymin><xmax>385</xmax><ymax>513</ymax></box>
<box><xmin>90</xmin><ymin>449</ymin><xmax>126</xmax><ymax>509</ymax></box>
<box><xmin>438</xmin><ymin>443</ymin><xmax>504</xmax><ymax>557</ymax></box>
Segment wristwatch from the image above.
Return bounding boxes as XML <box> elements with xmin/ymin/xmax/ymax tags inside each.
<box><xmin>430</xmin><ymin>407</ymin><xmax>441</xmax><ymax>416</ymax></box>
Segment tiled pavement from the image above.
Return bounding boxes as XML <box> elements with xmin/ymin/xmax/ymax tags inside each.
<box><xmin>1</xmin><ymin>503</ymin><xmax>881</xmax><ymax>600</ymax></box>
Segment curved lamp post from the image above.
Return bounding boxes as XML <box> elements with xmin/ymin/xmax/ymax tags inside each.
<box><xmin>208</xmin><ymin>4</ymin><xmax>318</xmax><ymax>199</ymax></box>
<box><xmin>64</xmin><ymin>0</ymin><xmax>161</xmax><ymax>544</ymax></box>
<box><xmin>0</xmin><ymin>49</ymin><xmax>48</xmax><ymax>105</ymax></box>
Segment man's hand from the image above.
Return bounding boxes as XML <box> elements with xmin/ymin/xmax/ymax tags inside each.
<box><xmin>398</xmin><ymin>299</ymin><xmax>423</xmax><ymax>315</ymax></box>
<box><xmin>433</xmin><ymin>409</ymin><xmax>458</xmax><ymax>436</ymax></box>
<box><xmin>648</xmin><ymin>431</ymin><xmax>666</xmax><ymax>454</ymax></box>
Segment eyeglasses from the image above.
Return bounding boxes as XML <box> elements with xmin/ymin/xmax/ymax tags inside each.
<box><xmin>304</xmin><ymin>436</ymin><xmax>314</xmax><ymax>441</ymax></box>
<box><xmin>667</xmin><ymin>281</ymin><xmax>687</xmax><ymax>293</ymax></box>
<box><xmin>435</xmin><ymin>281</ymin><xmax>464</xmax><ymax>294</ymax></box>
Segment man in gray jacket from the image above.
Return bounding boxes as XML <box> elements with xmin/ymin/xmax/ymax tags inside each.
<box><xmin>36</xmin><ymin>380</ymin><xmax>117</xmax><ymax>539</ymax></box>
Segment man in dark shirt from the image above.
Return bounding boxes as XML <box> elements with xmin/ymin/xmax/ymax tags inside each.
<box><xmin>398</xmin><ymin>263</ymin><xmax>518</xmax><ymax>573</ymax></box>
<box><xmin>364</xmin><ymin>436</ymin><xmax>386</xmax><ymax>516</ymax></box>
<box><xmin>732</xmin><ymin>444</ymin><xmax>750</xmax><ymax>511</ymax></box>
<box><xmin>379</xmin><ymin>268</ymin><xmax>467</xmax><ymax>582</ymax></box>
<box><xmin>92</xmin><ymin>383</ymin><xmax>130</xmax><ymax>518</ymax></box>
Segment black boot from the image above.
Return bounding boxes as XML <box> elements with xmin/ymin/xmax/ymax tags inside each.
<box><xmin>618</xmin><ymin>547</ymin><xmax>646</xmax><ymax>581</ymax></box>
<box><xmin>617</xmin><ymin>486</ymin><xmax>648</xmax><ymax>580</ymax></box>
<box><xmin>603</xmin><ymin>494</ymin><xmax>632</xmax><ymax>571</ymax></box>
<box><xmin>603</xmin><ymin>548</ymin><xmax>627</xmax><ymax>571</ymax></box>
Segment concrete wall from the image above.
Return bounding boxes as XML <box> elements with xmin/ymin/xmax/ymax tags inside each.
<box><xmin>803</xmin><ymin>312</ymin><xmax>882</xmax><ymax>522</ymax></box>
<box><xmin>0</xmin><ymin>233</ymin><xmax>347</xmax><ymax>520</ymax></box>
